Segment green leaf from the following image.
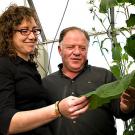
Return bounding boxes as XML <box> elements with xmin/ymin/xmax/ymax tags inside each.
<box><xmin>84</xmin><ymin>70</ymin><xmax>135</xmax><ymax>110</ymax></box>
<box><xmin>124</xmin><ymin>34</ymin><xmax>135</xmax><ymax>60</ymax></box>
<box><xmin>122</xmin><ymin>53</ymin><xmax>128</xmax><ymax>61</ymax></box>
<box><xmin>99</xmin><ymin>0</ymin><xmax>118</xmax><ymax>13</ymax></box>
<box><xmin>117</xmin><ymin>0</ymin><xmax>129</xmax><ymax>3</ymax></box>
<box><xmin>112</xmin><ymin>43</ymin><xmax>122</xmax><ymax>62</ymax></box>
<box><xmin>99</xmin><ymin>0</ymin><xmax>134</xmax><ymax>13</ymax></box>
<box><xmin>128</xmin><ymin>0</ymin><xmax>135</xmax><ymax>4</ymax></box>
<box><xmin>126</xmin><ymin>14</ymin><xmax>135</xmax><ymax>27</ymax></box>
<box><xmin>110</xmin><ymin>65</ymin><xmax>121</xmax><ymax>80</ymax></box>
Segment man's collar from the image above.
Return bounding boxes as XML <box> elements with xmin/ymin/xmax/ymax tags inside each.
<box><xmin>58</xmin><ymin>60</ymin><xmax>88</xmax><ymax>71</ymax></box>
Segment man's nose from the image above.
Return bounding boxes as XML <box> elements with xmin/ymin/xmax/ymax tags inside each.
<box><xmin>73</xmin><ymin>47</ymin><xmax>80</xmax><ymax>55</ymax></box>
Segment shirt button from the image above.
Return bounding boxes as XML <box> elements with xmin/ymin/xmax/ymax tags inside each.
<box><xmin>71</xmin><ymin>92</ymin><xmax>75</xmax><ymax>95</ymax></box>
<box><xmin>88</xmin><ymin>81</ymin><xmax>92</xmax><ymax>83</ymax></box>
<box><xmin>72</xmin><ymin>80</ymin><xmax>74</xmax><ymax>83</ymax></box>
<box><xmin>73</xmin><ymin>120</ymin><xmax>76</xmax><ymax>124</ymax></box>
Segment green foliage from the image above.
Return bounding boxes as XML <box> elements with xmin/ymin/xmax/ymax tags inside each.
<box><xmin>99</xmin><ymin>0</ymin><xmax>118</xmax><ymax>13</ymax></box>
<box><xmin>100</xmin><ymin>0</ymin><xmax>135</xmax><ymax>13</ymax></box>
<box><xmin>111</xmin><ymin>43</ymin><xmax>123</xmax><ymax>79</ymax></box>
<box><xmin>112</xmin><ymin>43</ymin><xmax>122</xmax><ymax>62</ymax></box>
<box><xmin>117</xmin><ymin>0</ymin><xmax>129</xmax><ymax>3</ymax></box>
<box><xmin>124</xmin><ymin>34</ymin><xmax>135</xmax><ymax>60</ymax></box>
<box><xmin>88</xmin><ymin>0</ymin><xmax>135</xmax><ymax>134</ymax></box>
<box><xmin>126</xmin><ymin>14</ymin><xmax>135</xmax><ymax>27</ymax></box>
<box><xmin>123</xmin><ymin>118</ymin><xmax>135</xmax><ymax>135</ymax></box>
<box><xmin>128</xmin><ymin>0</ymin><xmax>135</xmax><ymax>4</ymax></box>
<box><xmin>110</xmin><ymin>65</ymin><xmax>122</xmax><ymax>79</ymax></box>
<box><xmin>84</xmin><ymin>70</ymin><xmax>135</xmax><ymax>109</ymax></box>
<box><xmin>124</xmin><ymin>131</ymin><xmax>135</xmax><ymax>135</ymax></box>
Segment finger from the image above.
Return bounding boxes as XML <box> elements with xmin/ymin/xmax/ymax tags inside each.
<box><xmin>121</xmin><ymin>92</ymin><xmax>131</xmax><ymax>100</ymax></box>
<box><xmin>120</xmin><ymin>102</ymin><xmax>128</xmax><ymax>112</ymax></box>
<box><xmin>63</xmin><ymin>96</ymin><xmax>78</xmax><ymax>107</ymax></box>
<box><xmin>125</xmin><ymin>88</ymin><xmax>135</xmax><ymax>97</ymax></box>
<box><xmin>69</xmin><ymin>100</ymin><xmax>89</xmax><ymax>112</ymax></box>
<box><xmin>121</xmin><ymin>92</ymin><xmax>135</xmax><ymax>102</ymax></box>
<box><xmin>71</xmin><ymin>96</ymin><xmax>88</xmax><ymax>106</ymax></box>
<box><xmin>70</xmin><ymin>104</ymin><xmax>89</xmax><ymax>116</ymax></box>
<box><xmin>121</xmin><ymin>97</ymin><xmax>135</xmax><ymax>108</ymax></box>
<box><xmin>128</xmin><ymin>86</ymin><xmax>135</xmax><ymax>91</ymax></box>
<box><xmin>121</xmin><ymin>98</ymin><xmax>129</xmax><ymax>104</ymax></box>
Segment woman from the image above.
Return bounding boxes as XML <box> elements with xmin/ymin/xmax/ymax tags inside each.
<box><xmin>0</xmin><ymin>5</ymin><xmax>88</xmax><ymax>135</ymax></box>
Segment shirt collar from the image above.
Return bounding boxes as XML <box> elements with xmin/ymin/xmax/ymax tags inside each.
<box><xmin>12</xmin><ymin>56</ymin><xmax>36</xmax><ymax>67</ymax></box>
<box><xmin>58</xmin><ymin>60</ymin><xmax>90</xmax><ymax>77</ymax></box>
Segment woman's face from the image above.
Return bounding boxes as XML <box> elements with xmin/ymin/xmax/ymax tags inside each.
<box><xmin>12</xmin><ymin>17</ymin><xmax>40</xmax><ymax>60</ymax></box>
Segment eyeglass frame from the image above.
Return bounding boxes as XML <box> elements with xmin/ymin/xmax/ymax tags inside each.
<box><xmin>13</xmin><ymin>28</ymin><xmax>41</xmax><ymax>36</ymax></box>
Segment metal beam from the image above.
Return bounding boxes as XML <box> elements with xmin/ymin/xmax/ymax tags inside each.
<box><xmin>26</xmin><ymin>0</ymin><xmax>51</xmax><ymax>76</ymax></box>
<box><xmin>27</xmin><ymin>0</ymin><xmax>47</xmax><ymax>42</ymax></box>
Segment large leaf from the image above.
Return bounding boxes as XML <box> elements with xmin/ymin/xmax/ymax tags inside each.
<box><xmin>84</xmin><ymin>70</ymin><xmax>135</xmax><ymax>109</ymax></box>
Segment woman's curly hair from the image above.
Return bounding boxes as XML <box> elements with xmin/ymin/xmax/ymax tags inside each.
<box><xmin>0</xmin><ymin>4</ymin><xmax>39</xmax><ymax>62</ymax></box>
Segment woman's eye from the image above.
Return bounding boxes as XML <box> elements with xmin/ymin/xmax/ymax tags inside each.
<box><xmin>21</xmin><ymin>29</ymin><xmax>29</xmax><ymax>34</ymax></box>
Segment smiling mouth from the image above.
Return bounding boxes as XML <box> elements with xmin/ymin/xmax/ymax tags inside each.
<box><xmin>25</xmin><ymin>42</ymin><xmax>36</xmax><ymax>44</ymax></box>
<box><xmin>71</xmin><ymin>58</ymin><xmax>81</xmax><ymax>60</ymax></box>
<box><xmin>25</xmin><ymin>42</ymin><xmax>36</xmax><ymax>45</ymax></box>
<box><xmin>71</xmin><ymin>59</ymin><xmax>81</xmax><ymax>63</ymax></box>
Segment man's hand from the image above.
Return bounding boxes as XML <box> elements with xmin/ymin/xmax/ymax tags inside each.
<box><xmin>120</xmin><ymin>86</ymin><xmax>135</xmax><ymax>113</ymax></box>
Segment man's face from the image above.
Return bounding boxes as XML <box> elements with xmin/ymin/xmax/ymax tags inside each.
<box><xmin>59</xmin><ymin>30</ymin><xmax>89</xmax><ymax>73</ymax></box>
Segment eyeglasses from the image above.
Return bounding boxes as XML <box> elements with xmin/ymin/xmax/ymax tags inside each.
<box><xmin>14</xmin><ymin>28</ymin><xmax>41</xmax><ymax>36</ymax></box>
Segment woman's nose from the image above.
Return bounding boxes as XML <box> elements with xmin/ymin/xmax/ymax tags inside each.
<box><xmin>28</xmin><ymin>31</ymin><xmax>37</xmax><ymax>39</ymax></box>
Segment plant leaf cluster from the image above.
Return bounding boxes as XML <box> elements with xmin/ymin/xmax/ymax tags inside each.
<box><xmin>84</xmin><ymin>70</ymin><xmax>135</xmax><ymax>109</ymax></box>
<box><xmin>88</xmin><ymin>0</ymin><xmax>135</xmax><ymax>134</ymax></box>
<box><xmin>100</xmin><ymin>0</ymin><xmax>135</xmax><ymax>13</ymax></box>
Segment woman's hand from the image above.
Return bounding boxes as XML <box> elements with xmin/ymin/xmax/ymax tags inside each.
<box><xmin>58</xmin><ymin>96</ymin><xmax>89</xmax><ymax>119</ymax></box>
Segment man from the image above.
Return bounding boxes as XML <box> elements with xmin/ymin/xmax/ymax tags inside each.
<box><xmin>42</xmin><ymin>26</ymin><xmax>135</xmax><ymax>135</ymax></box>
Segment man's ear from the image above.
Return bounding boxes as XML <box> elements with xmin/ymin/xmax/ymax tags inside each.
<box><xmin>58</xmin><ymin>45</ymin><xmax>62</xmax><ymax>56</ymax></box>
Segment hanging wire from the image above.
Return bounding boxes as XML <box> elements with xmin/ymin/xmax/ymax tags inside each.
<box><xmin>23</xmin><ymin>0</ymin><xmax>27</xmax><ymax>6</ymax></box>
<box><xmin>25</xmin><ymin>0</ymin><xmax>49</xmax><ymax>75</ymax></box>
<box><xmin>47</xmin><ymin>0</ymin><xmax>70</xmax><ymax>74</ymax></box>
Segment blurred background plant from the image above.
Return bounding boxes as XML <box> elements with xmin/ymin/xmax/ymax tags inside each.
<box><xmin>87</xmin><ymin>0</ymin><xmax>135</xmax><ymax>134</ymax></box>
